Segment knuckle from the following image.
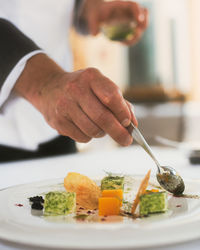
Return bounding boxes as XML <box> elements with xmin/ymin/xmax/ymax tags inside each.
<box><xmin>85</xmin><ymin>67</ymin><xmax>99</xmax><ymax>74</ymax></box>
<box><xmin>56</xmin><ymin>98</ymin><xmax>66</xmax><ymax>114</ymax></box>
<box><xmin>65</xmin><ymin>81</ymin><xmax>82</xmax><ymax>99</ymax></box>
<box><xmin>103</xmin><ymin>88</ymin><xmax>120</xmax><ymax>106</ymax></box>
<box><xmin>55</xmin><ymin>98</ymin><xmax>72</xmax><ymax>118</ymax></box>
<box><xmin>82</xmin><ymin>67</ymin><xmax>100</xmax><ymax>80</ymax></box>
<box><xmin>65</xmin><ymin>80</ymin><xmax>75</xmax><ymax>91</ymax></box>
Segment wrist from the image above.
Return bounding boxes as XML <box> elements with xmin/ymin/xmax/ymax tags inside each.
<box><xmin>14</xmin><ymin>53</ymin><xmax>65</xmax><ymax>112</ymax></box>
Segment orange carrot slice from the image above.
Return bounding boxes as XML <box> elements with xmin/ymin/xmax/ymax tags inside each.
<box><xmin>102</xmin><ymin>189</ymin><xmax>123</xmax><ymax>206</ymax></box>
<box><xmin>145</xmin><ymin>188</ymin><xmax>159</xmax><ymax>194</ymax></box>
<box><xmin>131</xmin><ymin>169</ymin><xmax>151</xmax><ymax>215</ymax></box>
<box><xmin>99</xmin><ymin>197</ymin><xmax>121</xmax><ymax>216</ymax></box>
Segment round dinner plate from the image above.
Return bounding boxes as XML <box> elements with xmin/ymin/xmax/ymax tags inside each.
<box><xmin>0</xmin><ymin>177</ymin><xmax>200</xmax><ymax>249</ymax></box>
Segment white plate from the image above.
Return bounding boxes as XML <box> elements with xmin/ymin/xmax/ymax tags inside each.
<box><xmin>0</xmin><ymin>176</ymin><xmax>200</xmax><ymax>249</ymax></box>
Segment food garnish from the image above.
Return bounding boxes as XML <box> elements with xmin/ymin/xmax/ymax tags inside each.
<box><xmin>131</xmin><ymin>170</ymin><xmax>151</xmax><ymax>215</ymax></box>
<box><xmin>145</xmin><ymin>189</ymin><xmax>159</xmax><ymax>193</ymax></box>
<box><xmin>29</xmin><ymin>196</ymin><xmax>44</xmax><ymax>210</ymax></box>
<box><xmin>29</xmin><ymin>196</ymin><xmax>44</xmax><ymax>203</ymax></box>
<box><xmin>32</xmin><ymin>202</ymin><xmax>43</xmax><ymax>210</ymax></box>
<box><xmin>64</xmin><ymin>172</ymin><xmax>101</xmax><ymax>209</ymax></box>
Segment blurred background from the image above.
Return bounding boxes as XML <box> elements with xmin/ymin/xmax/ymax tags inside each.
<box><xmin>70</xmin><ymin>0</ymin><xmax>200</xmax><ymax>152</ymax></box>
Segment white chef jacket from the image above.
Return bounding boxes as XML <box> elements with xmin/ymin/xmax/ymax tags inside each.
<box><xmin>0</xmin><ymin>0</ymin><xmax>75</xmax><ymax>150</ymax></box>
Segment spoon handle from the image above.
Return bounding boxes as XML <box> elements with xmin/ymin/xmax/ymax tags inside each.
<box><xmin>128</xmin><ymin>123</ymin><xmax>161</xmax><ymax>171</ymax></box>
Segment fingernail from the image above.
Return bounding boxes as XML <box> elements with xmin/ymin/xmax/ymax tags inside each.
<box><xmin>122</xmin><ymin>119</ymin><xmax>131</xmax><ymax>127</ymax></box>
<box><xmin>124</xmin><ymin>136</ymin><xmax>133</xmax><ymax>146</ymax></box>
<box><xmin>130</xmin><ymin>104</ymin><xmax>135</xmax><ymax>113</ymax></box>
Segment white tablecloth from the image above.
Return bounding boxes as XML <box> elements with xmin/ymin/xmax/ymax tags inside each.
<box><xmin>0</xmin><ymin>145</ymin><xmax>200</xmax><ymax>250</ymax></box>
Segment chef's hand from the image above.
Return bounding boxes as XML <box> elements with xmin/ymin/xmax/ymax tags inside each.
<box><xmin>82</xmin><ymin>0</ymin><xmax>148</xmax><ymax>45</ymax></box>
<box><xmin>14</xmin><ymin>54</ymin><xmax>137</xmax><ymax>146</ymax></box>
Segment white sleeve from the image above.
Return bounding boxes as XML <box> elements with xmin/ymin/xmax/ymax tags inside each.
<box><xmin>0</xmin><ymin>50</ymin><xmax>45</xmax><ymax>108</ymax></box>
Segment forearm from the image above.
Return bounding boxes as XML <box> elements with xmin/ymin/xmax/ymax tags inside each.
<box><xmin>14</xmin><ymin>53</ymin><xmax>65</xmax><ymax>113</ymax></box>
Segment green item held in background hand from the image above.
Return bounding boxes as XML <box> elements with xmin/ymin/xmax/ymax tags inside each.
<box><xmin>102</xmin><ymin>21</ymin><xmax>136</xmax><ymax>41</ymax></box>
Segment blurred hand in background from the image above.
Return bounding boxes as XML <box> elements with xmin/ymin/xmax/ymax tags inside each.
<box><xmin>81</xmin><ymin>0</ymin><xmax>148</xmax><ymax>45</ymax></box>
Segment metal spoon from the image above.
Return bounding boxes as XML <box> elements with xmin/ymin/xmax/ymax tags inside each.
<box><xmin>128</xmin><ymin>123</ymin><xmax>185</xmax><ymax>195</ymax></box>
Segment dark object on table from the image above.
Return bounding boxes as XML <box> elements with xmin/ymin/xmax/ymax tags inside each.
<box><xmin>189</xmin><ymin>150</ymin><xmax>200</xmax><ymax>164</ymax></box>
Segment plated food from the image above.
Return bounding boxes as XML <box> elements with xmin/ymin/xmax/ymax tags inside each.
<box><xmin>1</xmin><ymin>172</ymin><xmax>200</xmax><ymax>249</ymax></box>
<box><xmin>28</xmin><ymin>170</ymin><xmax>172</xmax><ymax>222</ymax></box>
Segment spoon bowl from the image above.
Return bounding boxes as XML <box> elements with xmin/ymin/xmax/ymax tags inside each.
<box><xmin>128</xmin><ymin>123</ymin><xmax>185</xmax><ymax>195</ymax></box>
<box><xmin>157</xmin><ymin>166</ymin><xmax>185</xmax><ymax>195</ymax></box>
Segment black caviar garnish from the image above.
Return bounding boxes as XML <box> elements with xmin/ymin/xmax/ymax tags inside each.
<box><xmin>29</xmin><ymin>196</ymin><xmax>44</xmax><ymax>210</ymax></box>
<box><xmin>31</xmin><ymin>202</ymin><xmax>43</xmax><ymax>210</ymax></box>
<box><xmin>29</xmin><ymin>196</ymin><xmax>44</xmax><ymax>203</ymax></box>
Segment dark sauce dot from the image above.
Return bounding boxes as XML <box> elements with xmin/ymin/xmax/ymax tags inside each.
<box><xmin>15</xmin><ymin>204</ymin><xmax>23</xmax><ymax>207</ymax></box>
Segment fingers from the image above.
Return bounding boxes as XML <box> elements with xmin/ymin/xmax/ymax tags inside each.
<box><xmin>56</xmin><ymin>98</ymin><xmax>105</xmax><ymax>139</ymax></box>
<box><xmin>141</xmin><ymin>8</ymin><xmax>149</xmax><ymax>29</ymax></box>
<box><xmin>78</xmin><ymin>88</ymin><xmax>133</xmax><ymax>146</ymax></box>
<box><xmin>128</xmin><ymin>1</ymin><xmax>141</xmax><ymax>23</ymax></box>
<box><xmin>98</xmin><ymin>1</ymin><xmax>148</xmax><ymax>46</ymax></box>
<box><xmin>67</xmin><ymin>103</ymin><xmax>105</xmax><ymax>138</ymax></box>
<box><xmin>55</xmin><ymin>118</ymin><xmax>91</xmax><ymax>143</ymax></box>
<box><xmin>90</xmin><ymin>76</ymin><xmax>132</xmax><ymax>127</ymax></box>
<box><xmin>50</xmin><ymin>68</ymin><xmax>136</xmax><ymax>146</ymax></box>
<box><xmin>87</xmin><ymin>11</ymin><xmax>100</xmax><ymax>36</ymax></box>
<box><xmin>122</xmin><ymin>26</ymin><xmax>143</xmax><ymax>46</ymax></box>
<box><xmin>126</xmin><ymin>101</ymin><xmax>138</xmax><ymax>126</ymax></box>
<box><xmin>122</xmin><ymin>4</ymin><xmax>148</xmax><ymax>46</ymax></box>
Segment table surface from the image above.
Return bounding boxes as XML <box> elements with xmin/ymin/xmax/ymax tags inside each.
<box><xmin>1</xmin><ymin>145</ymin><xmax>200</xmax><ymax>250</ymax></box>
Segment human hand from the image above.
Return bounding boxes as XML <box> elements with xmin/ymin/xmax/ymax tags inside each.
<box><xmin>15</xmin><ymin>54</ymin><xmax>137</xmax><ymax>146</ymax></box>
<box><xmin>83</xmin><ymin>0</ymin><xmax>148</xmax><ymax>45</ymax></box>
<box><xmin>39</xmin><ymin>67</ymin><xmax>137</xmax><ymax>145</ymax></box>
